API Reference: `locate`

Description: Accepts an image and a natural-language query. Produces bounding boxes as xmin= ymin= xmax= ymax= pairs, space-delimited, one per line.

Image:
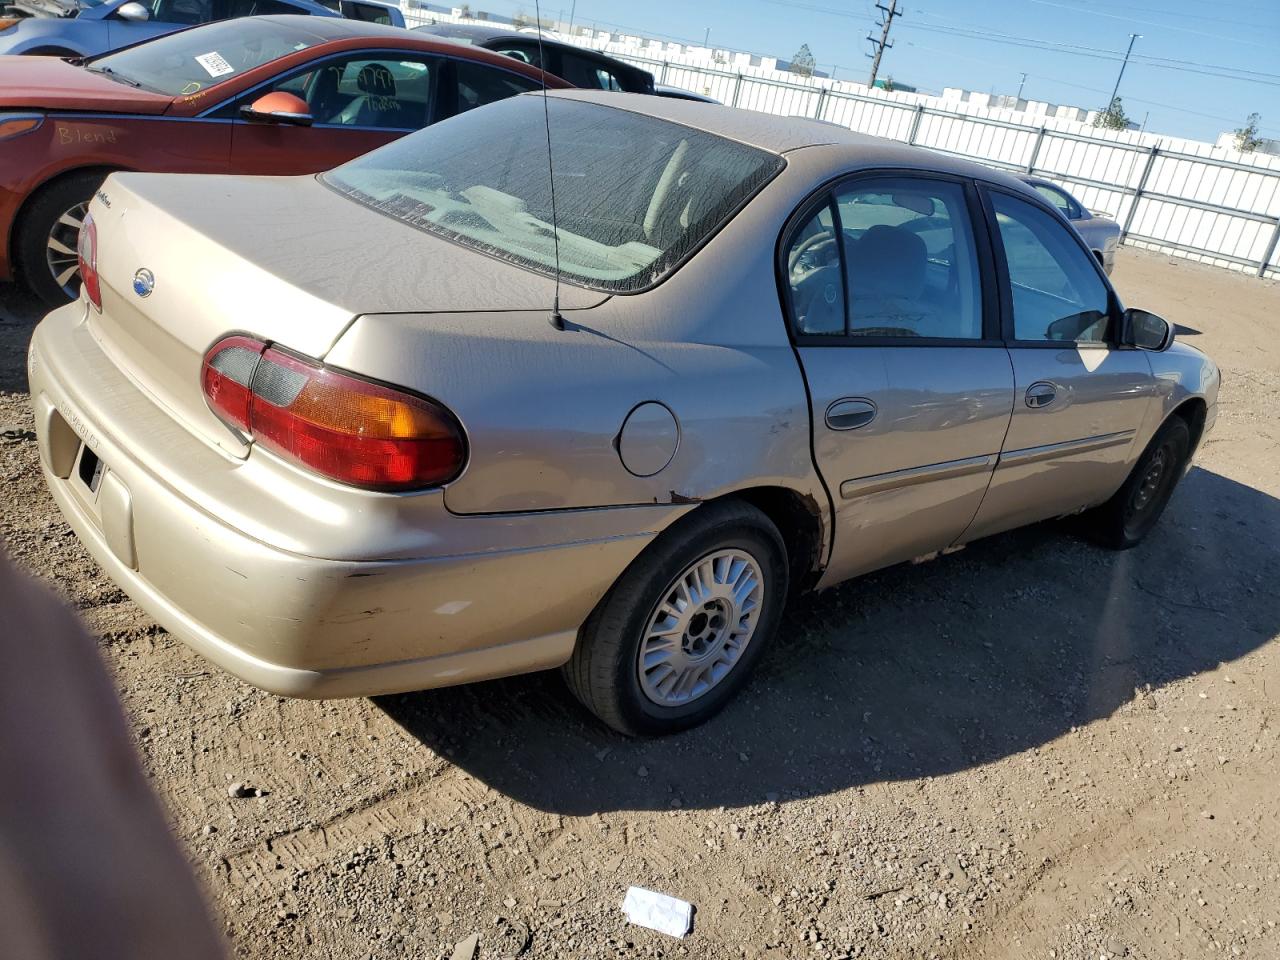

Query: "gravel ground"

xmin=2 ymin=247 xmax=1278 ymax=960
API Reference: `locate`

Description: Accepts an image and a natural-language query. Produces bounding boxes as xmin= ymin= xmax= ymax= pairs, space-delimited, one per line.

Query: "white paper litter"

xmin=621 ymin=886 xmax=693 ymax=938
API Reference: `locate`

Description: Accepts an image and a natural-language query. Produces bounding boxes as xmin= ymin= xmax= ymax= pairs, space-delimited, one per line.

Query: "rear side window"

xmin=325 ymin=96 xmax=783 ymax=292
xmin=1033 ymin=183 xmax=1078 ymax=220
xmin=453 ymin=60 xmax=540 ymax=115
xmin=785 ymin=177 xmax=983 ymax=340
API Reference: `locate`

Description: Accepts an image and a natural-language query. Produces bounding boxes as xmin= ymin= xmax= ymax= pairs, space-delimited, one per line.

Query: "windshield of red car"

xmin=87 ymin=18 xmax=320 ymax=97
xmin=324 ymin=96 xmax=783 ymax=292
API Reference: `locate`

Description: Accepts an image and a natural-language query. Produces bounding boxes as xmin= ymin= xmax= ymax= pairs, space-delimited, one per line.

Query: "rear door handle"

xmin=825 ymin=398 xmax=877 ymax=430
xmin=1025 ymin=382 xmax=1058 ymax=409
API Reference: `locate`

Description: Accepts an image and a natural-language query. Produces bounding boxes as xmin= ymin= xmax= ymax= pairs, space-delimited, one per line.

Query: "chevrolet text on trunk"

xmin=32 ymin=90 xmax=1218 ymax=735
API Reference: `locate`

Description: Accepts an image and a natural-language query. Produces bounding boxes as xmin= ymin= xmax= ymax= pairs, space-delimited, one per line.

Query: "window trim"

xmin=979 ymin=183 xmax=1122 ymax=350
xmin=776 ymin=168 xmax=1003 ymax=348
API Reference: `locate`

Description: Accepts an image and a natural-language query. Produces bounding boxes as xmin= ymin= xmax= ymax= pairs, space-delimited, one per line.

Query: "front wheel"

xmin=563 ymin=500 xmax=789 ymax=736
xmin=16 ymin=172 xmax=105 ymax=307
xmin=1083 ymin=417 xmax=1190 ymax=549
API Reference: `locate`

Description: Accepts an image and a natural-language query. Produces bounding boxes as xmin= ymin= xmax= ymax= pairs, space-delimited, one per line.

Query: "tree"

xmin=1093 ymin=96 xmax=1130 ymax=131
xmin=1235 ymin=113 xmax=1263 ymax=153
xmin=457 ymin=3 xmax=470 ymax=17
xmin=789 ymin=43 xmax=816 ymax=78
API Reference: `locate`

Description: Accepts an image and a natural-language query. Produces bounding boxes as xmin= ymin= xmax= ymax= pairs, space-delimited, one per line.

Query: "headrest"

xmin=848 ymin=223 xmax=926 ymax=301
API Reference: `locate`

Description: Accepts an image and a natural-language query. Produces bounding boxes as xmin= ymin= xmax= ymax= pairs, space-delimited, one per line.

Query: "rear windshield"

xmin=323 ymin=96 xmax=783 ymax=292
xmin=87 ymin=19 xmax=319 ymax=97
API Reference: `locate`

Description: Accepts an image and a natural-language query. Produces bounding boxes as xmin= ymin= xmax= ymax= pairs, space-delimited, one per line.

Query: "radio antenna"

xmin=533 ymin=0 xmax=566 ymax=330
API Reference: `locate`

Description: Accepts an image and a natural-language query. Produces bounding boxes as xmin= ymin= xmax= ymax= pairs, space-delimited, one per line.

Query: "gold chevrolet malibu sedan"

xmin=31 ymin=90 xmax=1219 ymax=735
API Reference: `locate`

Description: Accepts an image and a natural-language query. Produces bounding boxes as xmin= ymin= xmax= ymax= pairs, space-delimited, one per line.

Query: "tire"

xmin=16 ymin=171 xmax=107 ymax=307
xmin=563 ymin=500 xmax=789 ymax=737
xmin=23 ymin=48 xmax=80 ymax=58
xmin=1083 ymin=417 xmax=1190 ymax=550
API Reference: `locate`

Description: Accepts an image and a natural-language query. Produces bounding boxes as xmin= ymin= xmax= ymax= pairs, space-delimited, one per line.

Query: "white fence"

xmin=404 ymin=10 xmax=1280 ymax=279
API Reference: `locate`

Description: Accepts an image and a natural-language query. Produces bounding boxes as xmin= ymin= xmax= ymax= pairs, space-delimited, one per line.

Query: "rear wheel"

xmin=16 ymin=172 xmax=105 ymax=307
xmin=1083 ymin=417 xmax=1190 ymax=549
xmin=563 ymin=500 xmax=788 ymax=736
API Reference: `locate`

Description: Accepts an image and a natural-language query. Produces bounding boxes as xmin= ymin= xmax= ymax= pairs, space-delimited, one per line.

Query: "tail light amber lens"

xmin=77 ymin=212 xmax=101 ymax=311
xmin=201 ymin=336 xmax=466 ymax=491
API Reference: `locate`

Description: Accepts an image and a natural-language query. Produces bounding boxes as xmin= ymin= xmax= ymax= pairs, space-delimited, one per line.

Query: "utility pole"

xmin=866 ymin=0 xmax=900 ymax=89
xmin=1107 ymin=33 xmax=1140 ymax=111
xmin=704 ymin=27 xmax=710 ymax=48
xmin=1017 ymin=72 xmax=1028 ymax=99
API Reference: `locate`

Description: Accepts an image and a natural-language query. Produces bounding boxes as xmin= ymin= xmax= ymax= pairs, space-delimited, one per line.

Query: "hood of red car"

xmin=0 ymin=55 xmax=173 ymax=114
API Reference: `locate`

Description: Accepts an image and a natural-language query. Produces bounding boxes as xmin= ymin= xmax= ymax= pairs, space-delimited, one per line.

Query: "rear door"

xmin=961 ymin=186 xmax=1157 ymax=542
xmin=222 ymin=51 xmax=440 ymax=174
xmin=783 ymin=173 xmax=1015 ymax=585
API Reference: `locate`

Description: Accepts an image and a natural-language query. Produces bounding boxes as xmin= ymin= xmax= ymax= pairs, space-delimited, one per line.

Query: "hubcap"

xmin=637 ymin=549 xmax=764 ymax=707
xmin=46 ymin=200 xmax=88 ymax=299
xmin=1131 ymin=447 xmax=1168 ymax=513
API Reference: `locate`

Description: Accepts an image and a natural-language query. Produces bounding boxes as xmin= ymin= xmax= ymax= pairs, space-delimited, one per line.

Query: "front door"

xmin=783 ymin=174 xmax=1015 ymax=586
xmin=961 ymin=187 xmax=1157 ymax=542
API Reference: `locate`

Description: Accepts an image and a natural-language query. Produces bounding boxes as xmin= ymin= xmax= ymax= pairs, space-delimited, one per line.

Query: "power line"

xmin=898 ymin=20 xmax=1280 ymax=87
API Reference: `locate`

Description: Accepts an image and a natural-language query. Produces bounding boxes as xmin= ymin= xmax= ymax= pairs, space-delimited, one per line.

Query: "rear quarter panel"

xmin=322 ymin=151 xmax=836 ymax=518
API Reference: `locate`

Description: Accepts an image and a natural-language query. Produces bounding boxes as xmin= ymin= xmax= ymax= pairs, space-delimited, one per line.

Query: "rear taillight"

xmin=77 ymin=212 xmax=101 ymax=311
xmin=201 ymin=336 xmax=466 ymax=491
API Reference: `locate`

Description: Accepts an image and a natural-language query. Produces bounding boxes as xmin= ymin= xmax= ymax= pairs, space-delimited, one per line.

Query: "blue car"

xmin=0 ymin=0 xmax=404 ymax=57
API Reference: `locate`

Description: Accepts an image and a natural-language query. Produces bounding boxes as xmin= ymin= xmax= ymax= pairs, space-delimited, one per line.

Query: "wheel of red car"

xmin=563 ymin=499 xmax=789 ymax=736
xmin=16 ymin=171 xmax=107 ymax=307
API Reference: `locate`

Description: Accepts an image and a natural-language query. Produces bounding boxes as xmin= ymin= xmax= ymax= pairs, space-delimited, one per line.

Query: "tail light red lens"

xmin=201 ymin=336 xmax=466 ymax=491
xmin=77 ymin=211 xmax=101 ymax=311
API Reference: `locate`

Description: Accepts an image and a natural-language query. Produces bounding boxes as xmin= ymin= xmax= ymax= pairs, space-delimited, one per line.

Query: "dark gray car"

xmin=414 ymin=22 xmax=655 ymax=94
xmin=1022 ymin=176 xmax=1121 ymax=274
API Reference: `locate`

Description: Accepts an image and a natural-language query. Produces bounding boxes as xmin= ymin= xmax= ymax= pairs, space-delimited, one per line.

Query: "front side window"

xmin=225 ymin=55 xmax=436 ymax=129
xmin=325 ymin=96 xmax=782 ymax=291
xmin=834 ymin=178 xmax=983 ymax=339
xmin=558 ymin=53 xmax=623 ymax=91
xmin=89 ymin=18 xmax=315 ymax=95
xmin=992 ymin=191 xmax=1111 ymax=343
xmin=490 ymin=41 xmax=543 ymax=69
xmin=148 ymin=0 xmax=215 ymax=25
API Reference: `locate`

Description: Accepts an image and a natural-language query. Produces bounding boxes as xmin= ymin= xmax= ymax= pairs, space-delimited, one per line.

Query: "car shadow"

xmin=1174 ymin=323 xmax=1202 ymax=337
xmin=0 ymin=282 xmax=44 ymax=395
xmin=378 ymin=466 xmax=1278 ymax=815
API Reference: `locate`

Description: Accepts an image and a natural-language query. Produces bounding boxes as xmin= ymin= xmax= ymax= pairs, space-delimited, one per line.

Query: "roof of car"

xmin=544 ymin=89 xmax=1035 ymax=190
xmin=415 ymin=23 xmax=554 ymax=45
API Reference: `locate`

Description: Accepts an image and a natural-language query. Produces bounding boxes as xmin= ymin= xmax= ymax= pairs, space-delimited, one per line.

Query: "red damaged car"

xmin=0 ymin=15 xmax=567 ymax=304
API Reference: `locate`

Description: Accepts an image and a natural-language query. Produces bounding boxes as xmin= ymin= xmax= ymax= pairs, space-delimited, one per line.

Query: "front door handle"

xmin=826 ymin=398 xmax=878 ymax=430
xmin=1025 ymin=382 xmax=1058 ymax=409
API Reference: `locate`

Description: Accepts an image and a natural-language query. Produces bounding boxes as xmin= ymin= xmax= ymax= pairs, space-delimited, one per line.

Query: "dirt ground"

xmin=1 ymin=247 xmax=1277 ymax=960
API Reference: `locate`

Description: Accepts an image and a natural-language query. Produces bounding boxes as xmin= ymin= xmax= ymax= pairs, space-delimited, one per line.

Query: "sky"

xmin=481 ymin=0 xmax=1280 ymax=143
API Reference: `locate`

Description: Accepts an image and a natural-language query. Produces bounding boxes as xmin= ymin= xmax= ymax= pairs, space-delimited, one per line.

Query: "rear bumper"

xmin=30 ymin=301 xmax=685 ymax=697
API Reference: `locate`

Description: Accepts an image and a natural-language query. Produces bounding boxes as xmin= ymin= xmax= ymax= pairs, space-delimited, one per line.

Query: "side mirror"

xmin=1122 ymin=308 xmax=1173 ymax=351
xmin=241 ymin=92 xmax=313 ymax=127
xmin=116 ymin=1 xmax=150 ymax=21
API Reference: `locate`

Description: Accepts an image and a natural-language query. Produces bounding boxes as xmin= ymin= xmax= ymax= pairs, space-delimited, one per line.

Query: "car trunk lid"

xmin=86 ymin=171 xmax=604 ymax=458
